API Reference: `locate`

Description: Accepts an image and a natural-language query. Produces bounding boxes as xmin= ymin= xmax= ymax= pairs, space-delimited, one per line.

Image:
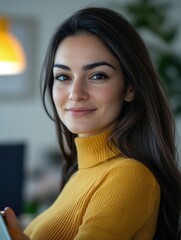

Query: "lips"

xmin=65 ymin=107 xmax=96 ymax=116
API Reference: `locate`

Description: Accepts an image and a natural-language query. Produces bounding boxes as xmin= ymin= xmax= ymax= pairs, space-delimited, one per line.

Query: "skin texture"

xmin=53 ymin=34 xmax=134 ymax=137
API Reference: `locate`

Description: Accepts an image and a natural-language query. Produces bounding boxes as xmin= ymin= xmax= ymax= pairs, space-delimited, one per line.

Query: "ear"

xmin=124 ymin=85 xmax=135 ymax=102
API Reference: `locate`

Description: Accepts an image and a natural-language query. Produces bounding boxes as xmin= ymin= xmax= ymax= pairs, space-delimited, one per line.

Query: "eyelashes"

xmin=54 ymin=74 xmax=70 ymax=81
xmin=54 ymin=72 xmax=109 ymax=82
xmin=91 ymin=72 xmax=108 ymax=80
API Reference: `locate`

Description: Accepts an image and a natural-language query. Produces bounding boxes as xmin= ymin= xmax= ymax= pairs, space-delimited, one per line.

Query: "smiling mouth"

xmin=66 ymin=107 xmax=96 ymax=116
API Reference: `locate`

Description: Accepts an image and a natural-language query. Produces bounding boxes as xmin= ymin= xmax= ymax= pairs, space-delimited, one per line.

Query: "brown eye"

xmin=92 ymin=72 xmax=108 ymax=80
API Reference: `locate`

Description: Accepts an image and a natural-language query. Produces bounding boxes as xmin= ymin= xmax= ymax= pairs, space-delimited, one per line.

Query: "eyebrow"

xmin=53 ymin=61 xmax=116 ymax=71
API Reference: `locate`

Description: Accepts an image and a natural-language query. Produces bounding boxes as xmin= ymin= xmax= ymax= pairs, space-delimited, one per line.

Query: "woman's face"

xmin=53 ymin=34 xmax=131 ymax=137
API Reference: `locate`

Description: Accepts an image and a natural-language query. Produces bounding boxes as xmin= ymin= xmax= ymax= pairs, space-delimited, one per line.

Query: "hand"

xmin=4 ymin=207 xmax=29 ymax=240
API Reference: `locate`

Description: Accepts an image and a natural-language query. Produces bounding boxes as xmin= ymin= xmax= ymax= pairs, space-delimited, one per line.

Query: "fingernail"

xmin=4 ymin=207 xmax=9 ymax=212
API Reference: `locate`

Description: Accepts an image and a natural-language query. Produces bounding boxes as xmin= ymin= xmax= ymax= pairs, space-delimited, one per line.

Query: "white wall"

xmin=0 ymin=0 xmax=181 ymax=171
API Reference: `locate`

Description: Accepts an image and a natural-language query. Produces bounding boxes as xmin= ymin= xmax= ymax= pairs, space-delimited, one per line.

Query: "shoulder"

xmin=91 ymin=158 xmax=160 ymax=225
xmin=85 ymin=158 xmax=161 ymax=239
xmin=101 ymin=157 xmax=160 ymax=197
xmin=106 ymin=157 xmax=155 ymax=175
xmin=108 ymin=157 xmax=157 ymax=178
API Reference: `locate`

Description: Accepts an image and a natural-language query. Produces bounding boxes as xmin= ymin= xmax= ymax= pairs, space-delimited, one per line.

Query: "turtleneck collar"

xmin=75 ymin=130 xmax=120 ymax=169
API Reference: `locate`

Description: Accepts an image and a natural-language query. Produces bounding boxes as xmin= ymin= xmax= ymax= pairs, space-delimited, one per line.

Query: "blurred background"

xmin=0 ymin=0 xmax=181 ymax=228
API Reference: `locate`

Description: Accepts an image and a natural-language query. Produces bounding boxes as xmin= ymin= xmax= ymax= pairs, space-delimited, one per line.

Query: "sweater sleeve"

xmin=74 ymin=161 xmax=160 ymax=240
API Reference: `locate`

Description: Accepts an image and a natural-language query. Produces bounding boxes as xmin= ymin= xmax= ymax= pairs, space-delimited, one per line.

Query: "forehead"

xmin=54 ymin=34 xmax=117 ymax=64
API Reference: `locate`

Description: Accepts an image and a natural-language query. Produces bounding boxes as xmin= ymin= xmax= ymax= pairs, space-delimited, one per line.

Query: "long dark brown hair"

xmin=40 ymin=7 xmax=181 ymax=239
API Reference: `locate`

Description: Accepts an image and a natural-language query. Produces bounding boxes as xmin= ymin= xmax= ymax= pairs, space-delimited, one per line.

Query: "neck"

xmin=75 ymin=129 xmax=120 ymax=169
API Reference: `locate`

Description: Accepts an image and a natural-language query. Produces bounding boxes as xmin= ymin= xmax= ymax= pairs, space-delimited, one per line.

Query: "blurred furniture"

xmin=0 ymin=143 xmax=25 ymax=216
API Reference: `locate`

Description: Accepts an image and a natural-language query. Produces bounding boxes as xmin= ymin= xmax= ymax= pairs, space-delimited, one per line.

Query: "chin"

xmin=68 ymin=128 xmax=94 ymax=137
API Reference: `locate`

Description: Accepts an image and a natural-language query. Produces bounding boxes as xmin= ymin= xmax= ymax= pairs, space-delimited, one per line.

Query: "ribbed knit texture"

xmin=24 ymin=130 xmax=160 ymax=240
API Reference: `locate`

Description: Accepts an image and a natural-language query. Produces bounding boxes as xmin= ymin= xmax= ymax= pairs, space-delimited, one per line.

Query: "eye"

xmin=54 ymin=74 xmax=70 ymax=81
xmin=91 ymin=72 xmax=108 ymax=80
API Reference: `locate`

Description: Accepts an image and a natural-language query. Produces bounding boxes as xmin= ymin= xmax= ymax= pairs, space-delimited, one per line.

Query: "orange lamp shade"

xmin=0 ymin=18 xmax=26 ymax=75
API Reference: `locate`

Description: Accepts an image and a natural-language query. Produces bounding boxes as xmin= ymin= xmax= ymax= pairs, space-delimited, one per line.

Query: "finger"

xmin=4 ymin=207 xmax=21 ymax=230
xmin=4 ymin=207 xmax=29 ymax=240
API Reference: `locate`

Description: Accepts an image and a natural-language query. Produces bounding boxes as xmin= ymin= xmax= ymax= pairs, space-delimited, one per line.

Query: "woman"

xmin=4 ymin=7 xmax=181 ymax=240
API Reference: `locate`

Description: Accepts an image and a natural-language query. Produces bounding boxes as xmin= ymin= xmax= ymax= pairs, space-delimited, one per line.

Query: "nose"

xmin=69 ymin=78 xmax=89 ymax=101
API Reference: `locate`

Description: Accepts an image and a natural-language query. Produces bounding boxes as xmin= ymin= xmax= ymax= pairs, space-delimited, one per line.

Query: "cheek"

xmin=101 ymin=86 xmax=124 ymax=106
xmin=52 ymin=85 xmax=64 ymax=108
xmin=52 ymin=85 xmax=58 ymax=104
xmin=101 ymin=88 xmax=125 ymax=117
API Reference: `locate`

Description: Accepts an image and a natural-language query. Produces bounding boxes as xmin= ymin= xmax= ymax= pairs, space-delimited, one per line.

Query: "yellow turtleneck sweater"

xmin=24 ymin=130 xmax=160 ymax=240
